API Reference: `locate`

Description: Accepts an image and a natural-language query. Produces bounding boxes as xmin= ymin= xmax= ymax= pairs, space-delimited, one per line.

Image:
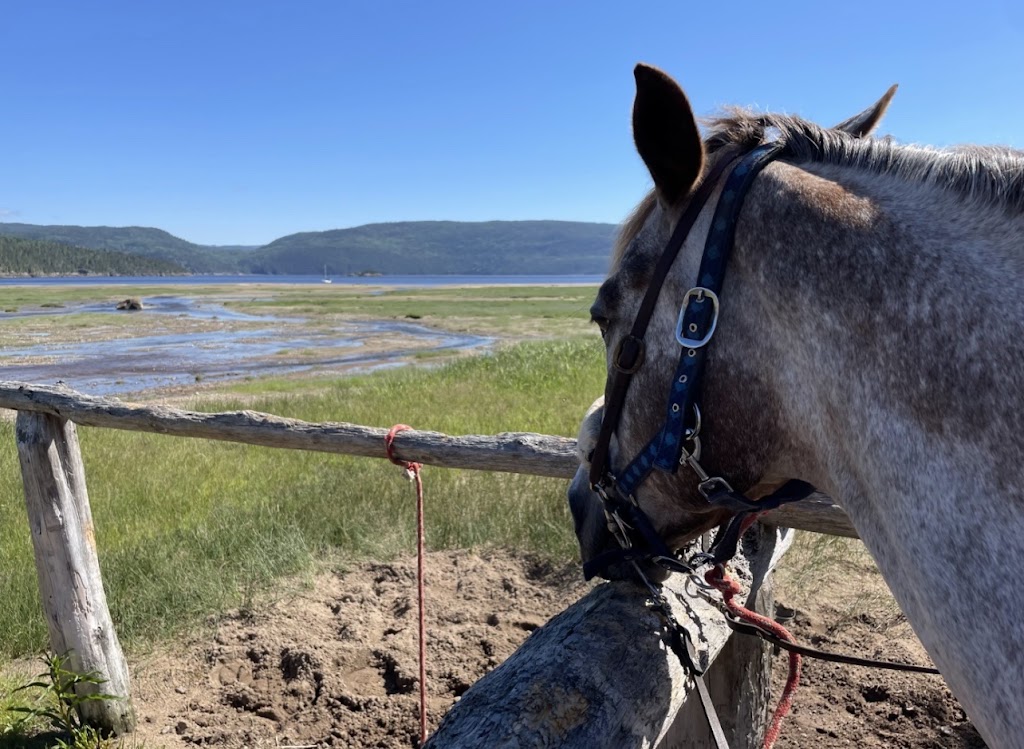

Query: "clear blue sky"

xmin=2 ymin=1 xmax=1022 ymax=246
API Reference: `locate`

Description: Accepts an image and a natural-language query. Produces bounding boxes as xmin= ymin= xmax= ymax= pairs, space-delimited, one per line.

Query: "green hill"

xmin=249 ymin=221 xmax=617 ymax=275
xmin=0 ymin=235 xmax=186 ymax=276
xmin=0 ymin=220 xmax=617 ymax=275
xmin=0 ymin=223 xmax=249 ymax=273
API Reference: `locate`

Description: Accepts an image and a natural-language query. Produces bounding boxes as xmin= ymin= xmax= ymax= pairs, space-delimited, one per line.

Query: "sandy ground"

xmin=112 ymin=548 xmax=983 ymax=749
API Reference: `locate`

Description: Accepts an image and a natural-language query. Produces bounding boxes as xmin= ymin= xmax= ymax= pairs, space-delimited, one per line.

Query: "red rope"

xmin=385 ymin=424 xmax=428 ymax=747
xmin=705 ymin=558 xmax=801 ymax=749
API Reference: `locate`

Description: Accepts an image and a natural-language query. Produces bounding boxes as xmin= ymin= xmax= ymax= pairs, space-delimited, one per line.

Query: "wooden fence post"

xmin=423 ymin=525 xmax=793 ymax=748
xmin=661 ymin=533 xmax=777 ymax=748
xmin=16 ymin=412 xmax=136 ymax=735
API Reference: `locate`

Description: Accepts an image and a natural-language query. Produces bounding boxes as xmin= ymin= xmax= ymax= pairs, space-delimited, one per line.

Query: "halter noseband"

xmin=585 ymin=142 xmax=814 ymax=580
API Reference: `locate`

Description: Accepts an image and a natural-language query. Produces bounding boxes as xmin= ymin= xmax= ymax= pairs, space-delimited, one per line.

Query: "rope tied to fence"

xmin=384 ymin=424 xmax=428 ymax=747
xmin=705 ymin=562 xmax=801 ymax=749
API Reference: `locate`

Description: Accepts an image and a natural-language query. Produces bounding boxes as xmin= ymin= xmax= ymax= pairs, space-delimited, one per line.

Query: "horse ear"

xmin=832 ymin=84 xmax=898 ymax=138
xmin=632 ymin=64 xmax=705 ymax=205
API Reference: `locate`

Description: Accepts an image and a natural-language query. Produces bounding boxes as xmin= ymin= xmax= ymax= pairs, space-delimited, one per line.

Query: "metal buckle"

xmin=675 ymin=287 xmax=719 ymax=349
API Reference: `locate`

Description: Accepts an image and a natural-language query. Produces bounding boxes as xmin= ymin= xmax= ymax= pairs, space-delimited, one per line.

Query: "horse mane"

xmin=611 ymin=108 xmax=1024 ymax=267
xmin=705 ymin=108 xmax=1024 ymax=215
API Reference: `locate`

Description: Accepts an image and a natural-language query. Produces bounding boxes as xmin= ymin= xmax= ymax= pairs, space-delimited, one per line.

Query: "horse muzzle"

xmin=567 ymin=464 xmax=671 ymax=583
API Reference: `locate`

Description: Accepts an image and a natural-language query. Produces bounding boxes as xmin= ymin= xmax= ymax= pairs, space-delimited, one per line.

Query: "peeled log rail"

xmin=425 ymin=525 xmax=794 ymax=748
xmin=0 ymin=381 xmax=855 ymax=538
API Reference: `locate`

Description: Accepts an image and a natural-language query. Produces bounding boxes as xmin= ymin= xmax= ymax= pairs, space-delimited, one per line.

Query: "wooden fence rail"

xmin=0 ymin=380 xmax=854 ymax=744
xmin=0 ymin=381 xmax=855 ymax=537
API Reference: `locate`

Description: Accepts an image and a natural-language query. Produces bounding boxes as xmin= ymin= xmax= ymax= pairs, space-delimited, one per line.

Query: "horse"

xmin=569 ymin=64 xmax=1024 ymax=748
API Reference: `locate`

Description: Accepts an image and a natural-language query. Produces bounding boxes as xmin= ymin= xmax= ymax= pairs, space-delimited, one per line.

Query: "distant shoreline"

xmin=0 ymin=273 xmax=605 ymax=287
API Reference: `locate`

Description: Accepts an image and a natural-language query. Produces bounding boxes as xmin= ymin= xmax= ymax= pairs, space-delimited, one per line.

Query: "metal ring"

xmin=613 ymin=335 xmax=645 ymax=374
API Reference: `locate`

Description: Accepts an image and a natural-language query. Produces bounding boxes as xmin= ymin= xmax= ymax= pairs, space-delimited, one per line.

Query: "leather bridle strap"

xmin=588 ymin=151 xmax=739 ymax=488
xmin=724 ymin=614 xmax=941 ymax=674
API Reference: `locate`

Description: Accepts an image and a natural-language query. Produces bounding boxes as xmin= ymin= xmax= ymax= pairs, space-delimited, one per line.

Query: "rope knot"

xmin=704 ymin=565 xmax=742 ymax=597
xmin=385 ymin=424 xmax=422 ymax=476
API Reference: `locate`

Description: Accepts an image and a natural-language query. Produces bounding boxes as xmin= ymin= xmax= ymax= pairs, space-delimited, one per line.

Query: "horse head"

xmin=568 ymin=64 xmax=1024 ymax=749
xmin=569 ymin=65 xmax=896 ymax=576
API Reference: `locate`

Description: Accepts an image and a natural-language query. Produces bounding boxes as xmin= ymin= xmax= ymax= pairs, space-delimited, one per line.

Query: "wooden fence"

xmin=0 ymin=380 xmax=855 ymax=747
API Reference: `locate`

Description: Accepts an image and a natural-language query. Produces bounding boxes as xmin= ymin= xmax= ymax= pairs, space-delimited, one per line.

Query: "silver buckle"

xmin=675 ymin=287 xmax=719 ymax=349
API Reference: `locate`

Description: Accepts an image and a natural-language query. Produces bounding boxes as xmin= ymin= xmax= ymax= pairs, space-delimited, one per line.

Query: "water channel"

xmin=1 ymin=295 xmax=493 ymax=397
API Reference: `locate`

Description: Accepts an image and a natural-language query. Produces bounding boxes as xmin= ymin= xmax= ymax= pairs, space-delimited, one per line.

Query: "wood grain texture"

xmin=424 ymin=526 xmax=795 ymax=749
xmin=0 ymin=381 xmax=856 ymax=538
xmin=16 ymin=412 xmax=136 ymax=735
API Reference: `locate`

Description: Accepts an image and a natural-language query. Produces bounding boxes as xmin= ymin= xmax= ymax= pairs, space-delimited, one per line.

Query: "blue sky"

xmin=2 ymin=1 xmax=1022 ymax=245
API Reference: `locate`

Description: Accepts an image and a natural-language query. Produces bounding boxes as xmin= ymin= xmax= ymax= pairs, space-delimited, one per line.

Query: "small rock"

xmin=175 ymin=720 xmax=188 ymax=735
xmin=486 ymin=613 xmax=500 ymax=626
xmin=939 ymin=726 xmax=953 ymax=736
xmin=175 ymin=686 xmax=187 ymax=694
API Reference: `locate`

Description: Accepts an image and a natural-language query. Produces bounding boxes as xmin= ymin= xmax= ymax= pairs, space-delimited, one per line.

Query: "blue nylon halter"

xmin=585 ymin=143 xmax=814 ymax=580
xmin=612 ymin=143 xmax=783 ymax=498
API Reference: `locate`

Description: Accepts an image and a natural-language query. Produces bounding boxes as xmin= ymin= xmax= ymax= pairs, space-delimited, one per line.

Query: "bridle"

xmin=585 ymin=142 xmax=814 ymax=581
xmin=582 ymin=142 xmax=939 ymax=748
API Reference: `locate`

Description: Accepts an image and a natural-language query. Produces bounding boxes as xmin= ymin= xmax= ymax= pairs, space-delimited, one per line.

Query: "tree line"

xmin=0 ymin=236 xmax=185 ymax=276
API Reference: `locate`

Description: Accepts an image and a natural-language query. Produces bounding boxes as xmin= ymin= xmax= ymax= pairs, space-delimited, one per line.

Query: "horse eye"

xmin=591 ymin=315 xmax=610 ymax=339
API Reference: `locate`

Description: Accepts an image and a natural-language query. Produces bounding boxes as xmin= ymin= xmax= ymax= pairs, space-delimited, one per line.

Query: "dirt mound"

xmin=770 ymin=604 xmax=984 ymax=748
xmin=132 ymin=550 xmax=589 ymax=748
xmin=130 ymin=550 xmax=982 ymax=748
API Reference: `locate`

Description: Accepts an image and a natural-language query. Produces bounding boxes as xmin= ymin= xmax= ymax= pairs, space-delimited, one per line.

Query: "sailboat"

xmin=321 ymin=264 xmax=332 ymax=284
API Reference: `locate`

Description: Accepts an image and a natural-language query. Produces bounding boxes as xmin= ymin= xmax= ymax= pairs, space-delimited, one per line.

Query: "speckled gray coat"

xmin=571 ymin=65 xmax=1024 ymax=748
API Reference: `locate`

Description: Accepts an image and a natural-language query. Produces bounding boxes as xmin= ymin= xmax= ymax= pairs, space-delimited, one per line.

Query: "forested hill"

xmin=0 ymin=220 xmax=617 ymax=275
xmin=0 ymin=236 xmax=186 ymax=276
xmin=250 ymin=221 xmax=617 ymax=275
xmin=0 ymin=223 xmax=250 ymax=273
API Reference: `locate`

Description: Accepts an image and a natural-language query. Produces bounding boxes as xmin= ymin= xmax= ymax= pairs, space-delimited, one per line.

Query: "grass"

xmin=0 ymin=338 xmax=606 ymax=659
xmin=776 ymin=532 xmax=901 ymax=628
xmin=0 ymin=284 xmax=600 ymax=349
xmin=0 ymin=655 xmax=142 ymax=749
xmin=0 ymin=284 xmax=235 ymax=309
xmin=229 ymin=285 xmax=599 ymax=336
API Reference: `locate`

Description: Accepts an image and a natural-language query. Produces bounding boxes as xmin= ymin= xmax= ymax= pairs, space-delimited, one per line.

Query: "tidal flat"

xmin=0 ymin=283 xmax=598 ymax=398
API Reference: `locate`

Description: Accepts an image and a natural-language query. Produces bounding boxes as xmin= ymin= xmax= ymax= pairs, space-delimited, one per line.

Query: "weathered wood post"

xmin=423 ymin=524 xmax=792 ymax=748
xmin=16 ymin=412 xmax=136 ymax=735
xmin=661 ymin=539 xmax=777 ymax=748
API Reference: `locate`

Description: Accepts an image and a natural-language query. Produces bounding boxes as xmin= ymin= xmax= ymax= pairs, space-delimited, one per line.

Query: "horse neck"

xmin=726 ymin=159 xmax=1024 ymax=527
xmin=721 ymin=159 xmax=1024 ymax=747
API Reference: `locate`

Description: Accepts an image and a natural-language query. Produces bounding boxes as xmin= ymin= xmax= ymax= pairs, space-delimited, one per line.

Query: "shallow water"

xmin=0 ymin=297 xmax=492 ymax=396
xmin=0 ymin=273 xmax=604 ymax=287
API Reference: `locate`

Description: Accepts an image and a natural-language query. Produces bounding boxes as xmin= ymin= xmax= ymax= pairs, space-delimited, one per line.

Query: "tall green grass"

xmin=0 ymin=338 xmax=605 ymax=659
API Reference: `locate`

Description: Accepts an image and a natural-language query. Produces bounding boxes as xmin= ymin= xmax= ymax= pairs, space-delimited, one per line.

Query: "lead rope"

xmin=702 ymin=511 xmax=800 ymax=749
xmin=384 ymin=425 xmax=428 ymax=747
